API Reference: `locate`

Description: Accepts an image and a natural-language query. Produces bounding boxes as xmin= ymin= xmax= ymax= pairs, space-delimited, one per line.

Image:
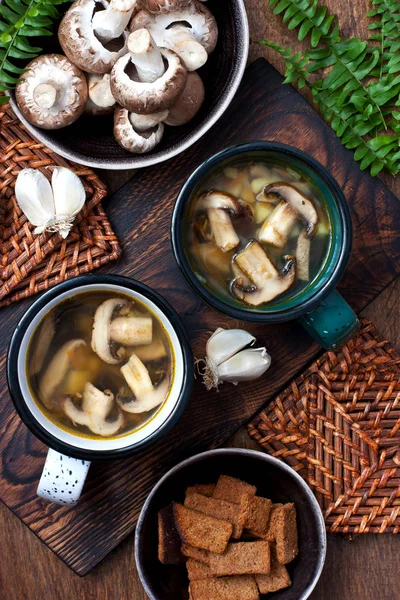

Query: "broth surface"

xmin=27 ymin=291 xmax=173 ymax=439
xmin=187 ymin=160 xmax=331 ymax=306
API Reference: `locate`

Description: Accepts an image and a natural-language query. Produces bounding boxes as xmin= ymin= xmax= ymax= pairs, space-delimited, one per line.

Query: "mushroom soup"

xmin=27 ymin=291 xmax=174 ymax=439
xmin=186 ymin=161 xmax=331 ymax=307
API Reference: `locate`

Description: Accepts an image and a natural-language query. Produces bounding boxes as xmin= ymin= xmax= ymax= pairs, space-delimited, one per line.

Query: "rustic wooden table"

xmin=2 ymin=1 xmax=400 ymax=598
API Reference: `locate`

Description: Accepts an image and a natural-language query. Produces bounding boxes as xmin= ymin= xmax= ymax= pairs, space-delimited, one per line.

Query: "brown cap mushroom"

xmin=111 ymin=29 xmax=187 ymax=113
xmin=164 ymin=71 xmax=204 ymax=126
xmin=63 ymin=382 xmax=125 ymax=436
xmin=198 ymin=190 xmax=241 ymax=253
xmin=85 ymin=73 xmax=117 ymax=116
xmin=232 ymin=241 xmax=296 ymax=306
xmin=92 ymin=0 xmax=138 ymax=43
xmin=130 ymin=1 xmax=218 ymax=71
xmin=257 ymin=182 xmax=319 ymax=247
xmin=58 ymin=0 xmax=129 ymax=75
xmin=140 ymin=0 xmax=191 ymax=14
xmin=15 ymin=54 xmax=88 ymax=130
xmin=119 ymin=352 xmax=169 ymax=413
xmin=114 ymin=106 xmax=165 ymax=153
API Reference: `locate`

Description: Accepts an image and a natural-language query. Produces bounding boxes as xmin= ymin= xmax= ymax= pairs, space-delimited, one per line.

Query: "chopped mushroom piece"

xmin=164 ymin=72 xmax=205 ymax=126
xmin=29 ymin=316 xmax=55 ymax=375
xmin=15 ymin=54 xmax=88 ymax=130
xmin=111 ymin=30 xmax=187 ymax=114
xmin=58 ymin=0 xmax=128 ymax=75
xmin=260 ymin=182 xmax=319 ymax=237
xmin=133 ymin=335 xmax=167 ymax=361
xmin=39 ymin=339 xmax=86 ymax=408
xmin=63 ymin=382 xmax=124 ymax=436
xmin=114 ymin=106 xmax=165 ymax=153
xmin=232 ymin=241 xmax=296 ymax=306
xmin=92 ymin=0 xmax=138 ymax=43
xmin=119 ymin=352 xmax=169 ymax=413
xmin=85 ymin=73 xmax=116 ymax=116
xmin=198 ymin=191 xmax=240 ymax=253
xmin=91 ymin=298 xmax=130 ymax=364
xmin=130 ymin=1 xmax=218 ymax=71
xmin=110 ymin=316 xmax=153 ymax=346
xmin=296 ymin=229 xmax=311 ymax=281
xmin=258 ymin=201 xmax=298 ymax=248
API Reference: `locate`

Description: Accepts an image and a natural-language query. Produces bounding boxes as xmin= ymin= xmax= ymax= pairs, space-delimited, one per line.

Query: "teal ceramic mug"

xmin=171 ymin=142 xmax=360 ymax=350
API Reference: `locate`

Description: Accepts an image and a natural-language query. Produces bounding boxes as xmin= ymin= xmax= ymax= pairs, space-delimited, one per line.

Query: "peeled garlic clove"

xmin=206 ymin=327 xmax=256 ymax=367
xmin=15 ymin=169 xmax=55 ymax=226
xmin=217 ymin=348 xmax=271 ymax=384
xmin=51 ymin=167 xmax=86 ymax=218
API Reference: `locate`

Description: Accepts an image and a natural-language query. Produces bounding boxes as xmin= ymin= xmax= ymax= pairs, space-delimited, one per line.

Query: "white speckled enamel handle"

xmin=37 ymin=449 xmax=91 ymax=505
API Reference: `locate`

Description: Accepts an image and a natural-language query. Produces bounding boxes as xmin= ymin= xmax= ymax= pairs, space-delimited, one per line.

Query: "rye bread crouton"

xmin=189 ymin=576 xmax=259 ymax=600
xmin=274 ymin=503 xmax=298 ymax=564
xmin=184 ymin=492 xmax=248 ymax=539
xmin=182 ymin=544 xmax=210 ymax=564
xmin=247 ymin=503 xmax=282 ymax=542
xmin=209 ymin=541 xmax=270 ymax=576
xmin=255 ymin=548 xmax=291 ymax=594
xmin=157 ymin=504 xmax=184 ymax=565
xmin=186 ymin=559 xmax=214 ymax=581
xmin=244 ymin=496 xmax=272 ymax=535
xmin=173 ymin=503 xmax=233 ymax=554
xmin=213 ymin=475 xmax=256 ymax=504
xmin=186 ymin=484 xmax=216 ymax=497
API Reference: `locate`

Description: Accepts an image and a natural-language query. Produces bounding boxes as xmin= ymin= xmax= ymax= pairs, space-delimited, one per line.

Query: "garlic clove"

xmin=51 ymin=167 xmax=86 ymax=218
xmin=217 ymin=347 xmax=271 ymax=384
xmin=206 ymin=328 xmax=256 ymax=367
xmin=15 ymin=169 xmax=55 ymax=226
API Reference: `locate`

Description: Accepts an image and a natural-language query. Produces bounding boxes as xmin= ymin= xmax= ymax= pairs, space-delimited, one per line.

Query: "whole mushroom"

xmin=130 ymin=0 xmax=218 ymax=71
xmin=15 ymin=54 xmax=88 ymax=130
xmin=164 ymin=71 xmax=204 ymax=126
xmin=58 ymin=0 xmax=130 ymax=74
xmin=92 ymin=0 xmax=138 ymax=43
xmin=85 ymin=73 xmax=117 ymax=116
xmin=114 ymin=106 xmax=165 ymax=153
xmin=111 ymin=29 xmax=187 ymax=114
xmin=140 ymin=0 xmax=191 ymax=14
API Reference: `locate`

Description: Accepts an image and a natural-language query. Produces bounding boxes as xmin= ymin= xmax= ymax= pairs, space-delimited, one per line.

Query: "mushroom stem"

xmin=88 ymin=73 xmax=116 ymax=108
xmin=163 ymin=24 xmax=208 ymax=71
xmin=110 ymin=316 xmax=153 ymax=346
xmin=92 ymin=0 xmax=138 ymax=43
xmin=129 ymin=109 xmax=168 ymax=131
xmin=208 ymin=208 xmax=240 ymax=253
xmin=127 ymin=29 xmax=165 ymax=83
xmin=119 ymin=352 xmax=169 ymax=413
xmin=33 ymin=82 xmax=59 ymax=109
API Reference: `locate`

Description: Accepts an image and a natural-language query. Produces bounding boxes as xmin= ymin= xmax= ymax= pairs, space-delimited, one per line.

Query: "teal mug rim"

xmin=171 ymin=141 xmax=352 ymax=323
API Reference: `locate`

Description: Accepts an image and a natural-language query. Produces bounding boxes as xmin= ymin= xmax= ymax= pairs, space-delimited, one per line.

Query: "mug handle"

xmin=298 ymin=289 xmax=360 ymax=350
xmin=37 ymin=448 xmax=91 ymax=505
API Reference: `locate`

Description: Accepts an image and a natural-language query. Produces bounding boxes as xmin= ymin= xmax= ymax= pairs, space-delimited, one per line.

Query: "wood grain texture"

xmin=1 ymin=58 xmax=400 ymax=579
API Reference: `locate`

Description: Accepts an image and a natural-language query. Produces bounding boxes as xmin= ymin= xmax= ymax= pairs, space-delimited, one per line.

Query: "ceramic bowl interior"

xmin=10 ymin=0 xmax=249 ymax=170
xmin=7 ymin=277 xmax=192 ymax=459
xmin=135 ymin=448 xmax=326 ymax=600
xmin=171 ymin=142 xmax=352 ymax=323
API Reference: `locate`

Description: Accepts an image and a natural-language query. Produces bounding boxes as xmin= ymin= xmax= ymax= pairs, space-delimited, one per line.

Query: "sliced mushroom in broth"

xmin=187 ymin=160 xmax=331 ymax=306
xmin=27 ymin=291 xmax=173 ymax=439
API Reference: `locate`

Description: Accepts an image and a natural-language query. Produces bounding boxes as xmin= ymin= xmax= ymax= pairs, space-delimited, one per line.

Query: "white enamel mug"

xmin=7 ymin=275 xmax=193 ymax=505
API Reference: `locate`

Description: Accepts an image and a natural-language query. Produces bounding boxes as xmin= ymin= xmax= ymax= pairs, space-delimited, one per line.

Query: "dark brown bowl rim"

xmin=134 ymin=448 xmax=327 ymax=600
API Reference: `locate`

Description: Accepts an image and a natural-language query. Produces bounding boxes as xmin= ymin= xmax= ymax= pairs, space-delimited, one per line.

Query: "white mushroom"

xmin=111 ymin=29 xmax=187 ymax=114
xmin=92 ymin=0 xmax=138 ymax=43
xmin=164 ymin=71 xmax=204 ymax=126
xmin=58 ymin=0 xmax=129 ymax=75
xmin=130 ymin=1 xmax=218 ymax=71
xmin=91 ymin=298 xmax=129 ymax=364
xmin=198 ymin=191 xmax=241 ymax=253
xmin=39 ymin=339 xmax=86 ymax=408
xmin=15 ymin=54 xmax=88 ymax=130
xmin=63 ymin=382 xmax=125 ymax=436
xmin=114 ymin=106 xmax=165 ymax=153
xmin=232 ymin=241 xmax=296 ymax=306
xmin=119 ymin=352 xmax=169 ymax=413
xmin=85 ymin=73 xmax=116 ymax=116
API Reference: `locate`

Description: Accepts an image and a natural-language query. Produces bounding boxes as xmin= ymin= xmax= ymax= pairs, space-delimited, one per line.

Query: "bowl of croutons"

xmin=135 ymin=448 xmax=326 ymax=600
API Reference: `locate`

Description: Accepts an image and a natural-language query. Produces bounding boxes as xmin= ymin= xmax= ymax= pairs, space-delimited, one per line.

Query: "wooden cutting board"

xmin=1 ymin=58 xmax=400 ymax=576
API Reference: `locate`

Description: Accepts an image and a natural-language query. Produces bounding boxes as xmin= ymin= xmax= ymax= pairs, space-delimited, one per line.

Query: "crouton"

xmin=213 ymin=475 xmax=256 ymax=504
xmin=209 ymin=541 xmax=270 ymax=576
xmin=274 ymin=503 xmax=298 ymax=564
xmin=184 ymin=492 xmax=249 ymax=539
xmin=173 ymin=503 xmax=233 ymax=554
xmin=189 ymin=576 xmax=259 ymax=600
xmin=157 ymin=504 xmax=184 ymax=565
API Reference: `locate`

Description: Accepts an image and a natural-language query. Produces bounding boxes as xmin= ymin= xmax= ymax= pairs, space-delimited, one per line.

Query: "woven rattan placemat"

xmin=248 ymin=319 xmax=400 ymax=534
xmin=0 ymin=104 xmax=121 ymax=307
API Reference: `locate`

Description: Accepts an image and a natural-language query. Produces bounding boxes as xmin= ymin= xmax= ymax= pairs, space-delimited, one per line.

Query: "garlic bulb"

xmin=15 ymin=167 xmax=86 ymax=239
xmin=202 ymin=327 xmax=271 ymax=390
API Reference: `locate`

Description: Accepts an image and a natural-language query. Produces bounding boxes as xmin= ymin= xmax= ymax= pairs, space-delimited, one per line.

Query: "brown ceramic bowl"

xmin=10 ymin=1 xmax=249 ymax=170
xmin=135 ymin=449 xmax=326 ymax=600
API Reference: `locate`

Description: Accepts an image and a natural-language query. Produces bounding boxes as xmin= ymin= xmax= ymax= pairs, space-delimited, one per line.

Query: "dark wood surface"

xmin=2 ymin=0 xmax=400 ymax=597
xmin=2 ymin=57 xmax=400 ymax=579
